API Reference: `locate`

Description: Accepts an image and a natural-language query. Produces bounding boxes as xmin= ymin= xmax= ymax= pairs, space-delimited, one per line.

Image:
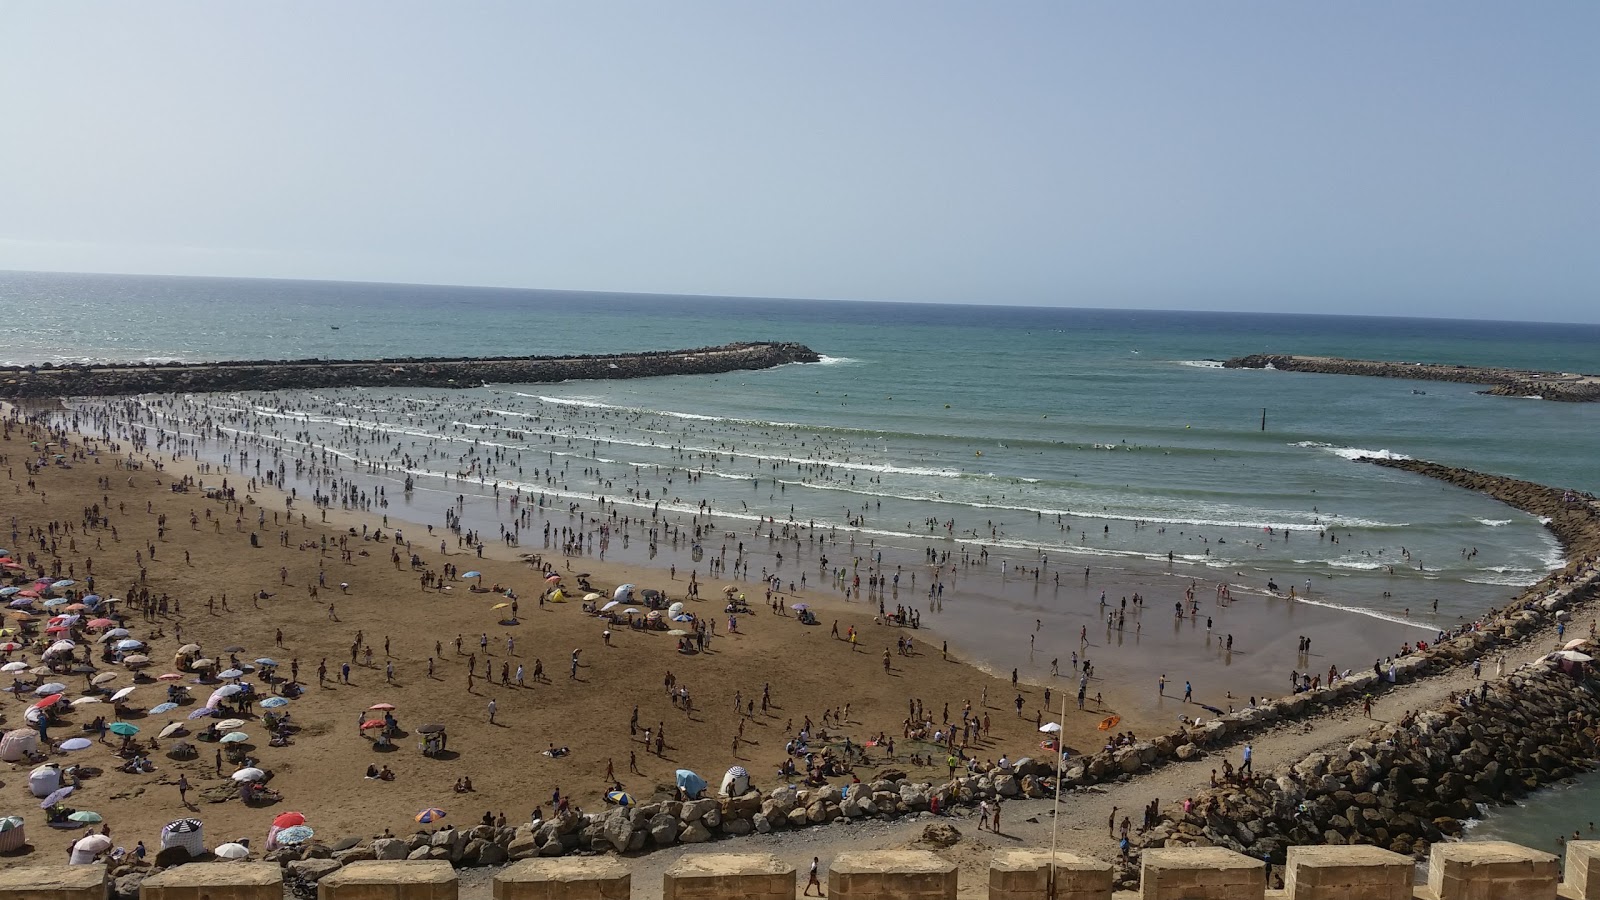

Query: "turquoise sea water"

xmin=5 ymin=269 xmax=1600 ymax=843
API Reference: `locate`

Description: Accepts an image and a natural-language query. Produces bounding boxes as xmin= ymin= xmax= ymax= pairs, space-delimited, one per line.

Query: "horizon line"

xmin=2 ymin=266 xmax=1596 ymax=329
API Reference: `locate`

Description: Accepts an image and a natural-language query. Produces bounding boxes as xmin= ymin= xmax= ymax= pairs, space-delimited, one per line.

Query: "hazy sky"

xmin=2 ymin=3 xmax=1595 ymax=321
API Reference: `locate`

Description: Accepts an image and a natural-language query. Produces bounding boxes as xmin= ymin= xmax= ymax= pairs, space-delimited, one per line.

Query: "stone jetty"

xmin=1222 ymin=354 xmax=1600 ymax=401
xmin=0 ymin=342 xmax=820 ymax=399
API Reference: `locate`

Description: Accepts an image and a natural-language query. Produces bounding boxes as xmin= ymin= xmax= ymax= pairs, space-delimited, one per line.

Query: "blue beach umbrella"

xmin=261 ymin=697 xmax=288 ymax=709
xmin=150 ymin=702 xmax=178 ymax=714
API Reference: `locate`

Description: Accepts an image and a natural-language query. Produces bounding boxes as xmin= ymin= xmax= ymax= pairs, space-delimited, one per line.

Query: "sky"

xmin=1 ymin=3 xmax=1596 ymax=322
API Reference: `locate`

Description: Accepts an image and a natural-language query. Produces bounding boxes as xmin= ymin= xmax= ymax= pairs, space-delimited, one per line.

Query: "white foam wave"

xmin=1475 ymin=518 xmax=1513 ymax=527
xmin=815 ymin=355 xmax=860 ymax=366
xmin=1289 ymin=441 xmax=1412 ymax=461
xmin=1291 ymin=597 xmax=1437 ymax=631
xmin=1175 ymin=360 xmax=1224 ymax=369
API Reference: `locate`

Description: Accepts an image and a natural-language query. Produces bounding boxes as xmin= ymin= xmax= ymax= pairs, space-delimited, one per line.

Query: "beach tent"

xmin=719 ymin=765 xmax=750 ymax=797
xmin=69 ymin=832 xmax=111 ymax=865
xmin=613 ymin=584 xmax=634 ymax=603
xmin=0 ymin=816 xmax=25 ymax=853
xmin=0 ymin=729 xmax=39 ymax=762
xmin=675 ymin=769 xmax=707 ymax=799
xmin=549 ymin=590 xmax=566 ymax=603
xmin=161 ymin=818 xmax=205 ymax=856
xmin=28 ymin=764 xmax=61 ymax=798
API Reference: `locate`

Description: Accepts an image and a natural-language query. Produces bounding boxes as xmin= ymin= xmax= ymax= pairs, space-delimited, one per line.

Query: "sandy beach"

xmin=0 ymin=413 xmax=1115 ymax=865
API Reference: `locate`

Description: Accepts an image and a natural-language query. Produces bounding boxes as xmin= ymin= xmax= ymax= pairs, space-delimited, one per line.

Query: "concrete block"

xmin=495 ymin=858 xmax=631 ymax=900
xmin=0 ymin=865 xmax=107 ymax=900
xmin=662 ymin=853 xmax=794 ymax=900
xmin=1139 ymin=847 xmax=1265 ymax=900
xmin=319 ymin=861 xmax=459 ymax=900
xmin=1563 ymin=842 xmax=1600 ymax=900
xmin=1425 ymin=841 xmax=1557 ymax=900
xmin=1283 ymin=845 xmax=1411 ymax=900
xmin=829 ymin=850 xmax=957 ymax=900
xmin=989 ymin=849 xmax=1112 ymax=900
xmin=139 ymin=863 xmax=281 ymax=900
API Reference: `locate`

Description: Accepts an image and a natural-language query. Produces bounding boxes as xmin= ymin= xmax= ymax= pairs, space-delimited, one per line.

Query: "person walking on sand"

xmin=487 ymin=699 xmax=497 ymax=724
xmin=1183 ymin=681 xmax=1192 ymax=703
xmin=805 ymin=857 xmax=824 ymax=896
xmin=1241 ymin=743 xmax=1253 ymax=775
xmin=177 ymin=774 xmax=190 ymax=806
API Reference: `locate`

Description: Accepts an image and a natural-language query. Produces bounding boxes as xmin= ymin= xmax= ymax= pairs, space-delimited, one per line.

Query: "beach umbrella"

xmin=1565 ymin=639 xmax=1591 ymax=651
xmin=414 ymin=808 xmax=446 ymax=824
xmin=231 ymin=767 xmax=266 ymax=783
xmin=1097 ymin=715 xmax=1121 ymax=731
xmin=191 ymin=658 xmax=216 ymax=669
xmin=0 ymin=587 xmax=17 ymax=597
xmin=188 ymin=708 xmax=216 ymax=720
xmin=158 ymin=673 xmax=184 ymax=681
xmin=368 ymin=703 xmax=396 ymax=711
xmin=667 ymin=629 xmax=688 ymax=637
xmin=0 ymin=662 xmax=25 ymax=673
xmin=29 ymin=665 xmax=54 ymax=676
xmin=273 ymin=812 xmax=306 ymax=829
xmin=52 ymin=580 xmax=75 ymax=589
xmin=111 ymin=686 xmax=136 ymax=702
xmin=67 ymin=810 xmax=102 ymax=823
xmin=214 ymin=842 xmax=251 ymax=860
xmin=605 ymin=790 xmax=634 ymax=806
xmin=150 ymin=702 xmax=177 ymax=714
xmin=260 ymin=697 xmax=288 ymax=709
xmin=40 ymin=786 xmax=74 ymax=808
xmin=600 ymin=600 xmax=619 ymax=611
xmin=159 ymin=722 xmax=186 ymax=738
xmin=115 ymin=640 xmax=145 ymax=651
xmin=417 ymin=723 xmax=445 ymax=734
xmin=216 ymin=718 xmax=246 ymax=731
xmin=108 ymin=722 xmax=139 ymax=736
xmin=223 ymin=645 xmax=245 ymax=653
xmin=43 ymin=599 xmax=69 ymax=609
xmin=177 ymin=644 xmax=201 ymax=655
xmin=545 ymin=574 xmax=561 ymax=583
xmin=254 ymin=658 xmax=277 ymax=667
xmin=64 ymin=604 xmax=88 ymax=612
xmin=1039 ymin=722 xmax=1062 ymax=734
xmin=69 ymin=697 xmax=102 ymax=707
xmin=101 ymin=628 xmax=132 ymax=640
xmin=276 ymin=825 xmax=314 ymax=845
xmin=45 ymin=640 xmax=75 ymax=656
xmin=623 ymin=607 xmax=640 ymax=615
xmin=211 ymin=684 xmax=243 ymax=701
xmin=671 ymin=614 xmax=692 ymax=623
xmin=59 ymin=738 xmax=92 ymax=751
xmin=90 ymin=672 xmax=118 ymax=686
xmin=360 ymin=719 xmax=385 ymax=730
xmin=86 ymin=618 xmax=115 ymax=629
xmin=792 ymin=603 xmax=809 ymax=611
xmin=35 ymin=682 xmax=67 ymax=695
xmin=6 ymin=599 xmax=31 ymax=609
xmin=491 ymin=602 xmax=509 ymax=610
xmin=1558 ymin=650 xmax=1594 ymax=663
xmin=462 ymin=571 xmax=481 ymax=579
xmin=82 ymin=594 xmax=101 ymax=605
xmin=23 ymin=707 xmax=43 ymax=725
xmin=218 ymin=668 xmax=244 ymax=679
xmin=220 ymin=732 xmax=249 ymax=743
xmin=122 ymin=654 xmax=150 ymax=666
xmin=45 ymin=625 xmax=71 ymax=635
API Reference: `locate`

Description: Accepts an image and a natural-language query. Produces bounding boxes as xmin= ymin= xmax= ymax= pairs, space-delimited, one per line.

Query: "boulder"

xmin=478 ymin=842 xmax=508 ymax=866
xmin=994 ymin=774 xmax=1020 ymax=797
xmin=921 ymin=822 xmax=962 ymax=847
xmin=603 ymin=809 xmax=635 ymax=852
xmin=288 ymin=859 xmax=343 ymax=882
xmin=332 ymin=845 xmax=376 ymax=864
xmin=679 ymin=821 xmax=713 ymax=843
xmin=407 ymin=846 xmax=433 ymax=861
xmin=112 ymin=873 xmax=146 ymax=900
xmin=722 ymin=817 xmax=754 ymax=836
xmin=372 ymin=838 xmax=408 ymax=861
xmin=681 ymin=798 xmax=719 ymax=822
xmin=507 ymin=832 xmax=541 ymax=861
xmin=537 ymin=836 xmax=566 ymax=857
xmin=752 ymin=813 xmax=772 ymax=834
xmin=649 ymin=814 xmax=679 ymax=846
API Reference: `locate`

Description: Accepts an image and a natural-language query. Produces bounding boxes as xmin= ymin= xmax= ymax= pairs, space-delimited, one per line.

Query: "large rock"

xmin=721 ymin=817 xmax=753 ymax=836
xmin=681 ymin=798 xmax=719 ymax=822
xmin=507 ymin=832 xmax=541 ymax=861
xmin=994 ymin=774 xmax=1020 ymax=797
xmin=332 ymin=845 xmax=376 ymax=864
xmin=478 ymin=842 xmax=508 ymax=866
xmin=650 ymin=814 xmax=679 ymax=846
xmin=372 ymin=838 xmax=408 ymax=860
xmin=112 ymin=873 xmax=146 ymax=900
xmin=768 ymin=786 xmax=798 ymax=814
xmin=603 ymin=809 xmax=635 ymax=851
xmin=679 ymin=821 xmax=713 ymax=843
xmin=921 ymin=822 xmax=962 ymax=847
xmin=752 ymin=813 xmax=772 ymax=834
xmin=288 ymin=858 xmax=343 ymax=882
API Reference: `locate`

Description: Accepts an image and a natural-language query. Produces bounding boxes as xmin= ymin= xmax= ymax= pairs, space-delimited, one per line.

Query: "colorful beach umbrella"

xmin=276 ymin=825 xmax=314 ymax=845
xmin=415 ymin=808 xmax=446 ymax=824
xmin=108 ymin=722 xmax=139 ymax=736
xmin=272 ymin=812 xmax=306 ymax=829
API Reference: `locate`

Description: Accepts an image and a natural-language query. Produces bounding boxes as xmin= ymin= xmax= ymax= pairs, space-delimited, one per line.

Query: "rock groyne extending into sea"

xmin=1223 ymin=354 xmax=1600 ymax=402
xmin=1144 ymin=456 xmax=1600 ymax=874
xmin=0 ymin=342 xmax=820 ymax=399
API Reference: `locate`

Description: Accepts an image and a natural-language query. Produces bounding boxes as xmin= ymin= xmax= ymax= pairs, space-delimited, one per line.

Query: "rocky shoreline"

xmin=1141 ymin=456 xmax=1600 ymax=881
xmin=0 ymin=342 xmax=820 ymax=399
xmin=1222 ymin=354 xmax=1600 ymax=402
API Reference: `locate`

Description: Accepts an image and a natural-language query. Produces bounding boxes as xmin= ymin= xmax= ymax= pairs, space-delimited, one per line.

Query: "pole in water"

xmin=1260 ymin=408 xmax=1267 ymax=431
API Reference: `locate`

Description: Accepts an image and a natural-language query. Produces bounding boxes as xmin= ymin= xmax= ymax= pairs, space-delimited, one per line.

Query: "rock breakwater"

xmin=0 ymin=342 xmax=820 ymax=399
xmin=1223 ymin=354 xmax=1600 ymax=402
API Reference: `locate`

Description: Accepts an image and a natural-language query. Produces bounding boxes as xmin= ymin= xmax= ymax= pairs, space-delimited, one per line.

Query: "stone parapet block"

xmin=0 ymin=865 xmax=108 ymax=900
xmin=662 ymin=853 xmax=794 ymax=900
xmin=1283 ymin=845 xmax=1412 ymax=900
xmin=138 ymin=863 xmax=281 ymax=900
xmin=1424 ymin=841 xmax=1557 ymax=900
xmin=829 ymin=850 xmax=957 ymax=900
xmin=989 ymin=849 xmax=1112 ymax=900
xmin=319 ymin=860 xmax=459 ymax=900
xmin=495 ymin=858 xmax=632 ymax=900
xmin=1139 ymin=847 xmax=1265 ymax=900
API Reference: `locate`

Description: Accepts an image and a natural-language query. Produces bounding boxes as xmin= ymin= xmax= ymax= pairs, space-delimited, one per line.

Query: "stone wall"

xmin=5 ymin=842 xmax=1598 ymax=900
xmin=0 ymin=343 xmax=821 ymax=399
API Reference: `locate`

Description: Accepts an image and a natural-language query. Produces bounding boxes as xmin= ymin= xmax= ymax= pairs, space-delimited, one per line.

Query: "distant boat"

xmin=330 ymin=325 xmax=340 ymax=330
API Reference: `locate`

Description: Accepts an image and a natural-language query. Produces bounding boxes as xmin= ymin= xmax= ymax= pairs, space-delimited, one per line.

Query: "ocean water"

xmin=6 ymin=269 xmax=1600 ymax=844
